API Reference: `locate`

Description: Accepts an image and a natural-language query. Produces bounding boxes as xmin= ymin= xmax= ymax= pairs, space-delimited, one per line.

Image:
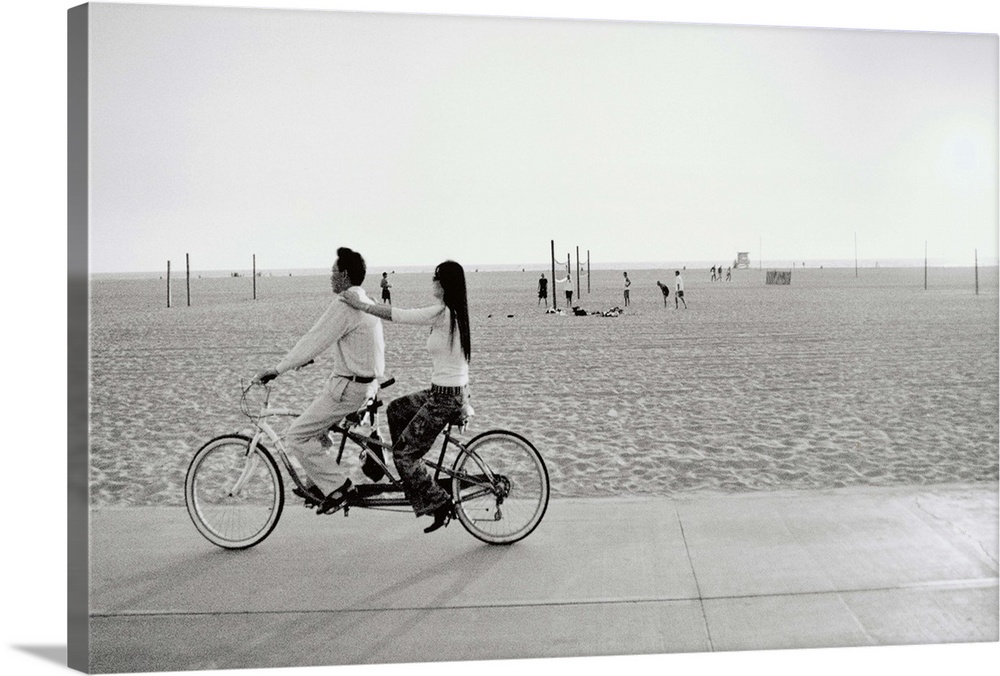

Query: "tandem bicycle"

xmin=184 ymin=377 xmax=550 ymax=549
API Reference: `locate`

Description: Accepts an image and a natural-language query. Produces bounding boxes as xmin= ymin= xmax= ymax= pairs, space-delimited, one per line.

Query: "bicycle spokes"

xmin=450 ymin=431 xmax=549 ymax=545
xmin=229 ymin=449 xmax=262 ymax=497
xmin=185 ymin=435 xmax=284 ymax=549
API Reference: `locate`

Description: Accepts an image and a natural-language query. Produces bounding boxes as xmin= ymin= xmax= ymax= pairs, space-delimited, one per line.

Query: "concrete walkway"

xmin=87 ymin=483 xmax=998 ymax=673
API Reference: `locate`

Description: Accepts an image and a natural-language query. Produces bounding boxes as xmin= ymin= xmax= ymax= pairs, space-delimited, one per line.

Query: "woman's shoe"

xmin=423 ymin=499 xmax=455 ymax=534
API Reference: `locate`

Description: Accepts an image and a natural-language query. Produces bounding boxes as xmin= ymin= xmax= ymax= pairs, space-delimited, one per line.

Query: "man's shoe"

xmin=316 ymin=479 xmax=354 ymax=515
xmin=423 ymin=499 xmax=455 ymax=534
xmin=292 ymin=485 xmax=324 ymax=506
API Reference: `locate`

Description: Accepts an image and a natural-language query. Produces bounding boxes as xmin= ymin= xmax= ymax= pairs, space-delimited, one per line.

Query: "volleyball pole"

xmin=550 ymin=240 xmax=557 ymax=310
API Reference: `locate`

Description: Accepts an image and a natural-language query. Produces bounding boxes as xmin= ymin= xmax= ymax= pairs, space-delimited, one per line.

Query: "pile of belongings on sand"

xmin=545 ymin=306 xmax=625 ymax=317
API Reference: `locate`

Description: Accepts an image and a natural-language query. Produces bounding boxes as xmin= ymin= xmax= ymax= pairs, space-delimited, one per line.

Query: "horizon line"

xmin=90 ymin=257 xmax=1000 ymax=277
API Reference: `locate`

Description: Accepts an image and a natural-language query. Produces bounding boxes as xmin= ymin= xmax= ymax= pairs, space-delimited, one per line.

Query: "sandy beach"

xmin=88 ymin=265 xmax=999 ymax=506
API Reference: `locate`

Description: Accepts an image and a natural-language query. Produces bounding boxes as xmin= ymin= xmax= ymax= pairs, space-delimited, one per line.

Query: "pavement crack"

xmin=674 ymin=505 xmax=714 ymax=652
xmin=837 ymin=593 xmax=878 ymax=646
xmin=913 ymin=496 xmax=998 ymax=569
xmin=89 ymin=578 xmax=1000 ymax=619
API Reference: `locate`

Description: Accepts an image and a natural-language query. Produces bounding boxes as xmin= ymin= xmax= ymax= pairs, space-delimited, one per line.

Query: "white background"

xmin=2 ymin=1 xmax=997 ymax=676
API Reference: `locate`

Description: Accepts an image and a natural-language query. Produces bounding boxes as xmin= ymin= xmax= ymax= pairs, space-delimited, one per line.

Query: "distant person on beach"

xmin=623 ymin=271 xmax=631 ymax=307
xmin=341 ymin=260 xmax=471 ymax=535
xmin=555 ymin=271 xmax=573 ymax=307
xmin=380 ymin=272 xmax=392 ymax=304
xmin=537 ymin=273 xmax=548 ymax=305
xmin=656 ymin=280 xmax=670 ymax=306
xmin=726 ymin=267 xmax=731 ymax=281
xmin=254 ymin=247 xmax=384 ymax=514
xmin=710 ymin=265 xmax=716 ymax=282
xmin=675 ymin=270 xmax=687 ymax=309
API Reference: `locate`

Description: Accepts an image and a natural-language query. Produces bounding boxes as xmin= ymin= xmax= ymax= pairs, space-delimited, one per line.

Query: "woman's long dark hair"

xmin=435 ymin=260 xmax=471 ymax=363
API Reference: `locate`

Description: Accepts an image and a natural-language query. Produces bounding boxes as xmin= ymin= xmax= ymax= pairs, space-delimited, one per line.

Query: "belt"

xmin=338 ymin=374 xmax=376 ymax=384
xmin=431 ymin=383 xmax=466 ymax=395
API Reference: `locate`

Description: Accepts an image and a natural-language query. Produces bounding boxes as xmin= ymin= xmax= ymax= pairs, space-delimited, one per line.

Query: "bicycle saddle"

xmin=342 ymin=398 xmax=384 ymax=426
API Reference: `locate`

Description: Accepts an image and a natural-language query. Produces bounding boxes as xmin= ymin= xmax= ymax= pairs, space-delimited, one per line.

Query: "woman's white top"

xmin=391 ymin=304 xmax=469 ymax=387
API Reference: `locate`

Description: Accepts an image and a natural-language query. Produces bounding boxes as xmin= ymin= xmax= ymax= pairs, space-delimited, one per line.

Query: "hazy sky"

xmin=87 ymin=3 xmax=998 ymax=272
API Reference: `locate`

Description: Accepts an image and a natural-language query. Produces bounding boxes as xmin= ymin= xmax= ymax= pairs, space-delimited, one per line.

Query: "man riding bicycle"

xmin=254 ymin=247 xmax=384 ymax=514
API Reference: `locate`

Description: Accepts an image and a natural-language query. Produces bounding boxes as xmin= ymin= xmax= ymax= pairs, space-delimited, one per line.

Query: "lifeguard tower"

xmin=733 ymin=252 xmax=750 ymax=269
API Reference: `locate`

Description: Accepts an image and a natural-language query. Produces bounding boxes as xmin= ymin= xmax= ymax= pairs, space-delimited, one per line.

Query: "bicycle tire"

xmin=451 ymin=430 xmax=550 ymax=545
xmin=185 ymin=434 xmax=284 ymax=549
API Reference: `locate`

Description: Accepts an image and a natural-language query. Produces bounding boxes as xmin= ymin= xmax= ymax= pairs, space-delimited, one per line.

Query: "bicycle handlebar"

xmin=242 ymin=370 xmax=395 ymax=415
xmin=256 ymin=358 xmax=396 ymax=386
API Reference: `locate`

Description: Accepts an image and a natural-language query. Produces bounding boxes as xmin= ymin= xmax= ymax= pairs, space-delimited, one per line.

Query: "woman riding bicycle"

xmin=341 ymin=260 xmax=471 ymax=534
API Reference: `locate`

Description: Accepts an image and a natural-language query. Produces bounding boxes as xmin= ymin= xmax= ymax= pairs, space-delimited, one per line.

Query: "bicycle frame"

xmin=240 ymin=383 xmax=500 ymax=513
xmin=187 ymin=380 xmax=549 ymax=549
xmin=328 ymin=417 xmax=502 ymax=512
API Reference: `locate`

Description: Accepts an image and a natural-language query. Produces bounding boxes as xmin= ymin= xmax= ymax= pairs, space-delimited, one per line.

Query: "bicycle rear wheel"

xmin=451 ymin=430 xmax=549 ymax=545
xmin=185 ymin=434 xmax=284 ymax=549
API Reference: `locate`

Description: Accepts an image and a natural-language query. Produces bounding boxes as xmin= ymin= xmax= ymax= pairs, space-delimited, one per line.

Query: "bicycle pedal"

xmin=314 ymin=503 xmax=352 ymax=516
xmin=315 ymin=483 xmax=355 ymax=515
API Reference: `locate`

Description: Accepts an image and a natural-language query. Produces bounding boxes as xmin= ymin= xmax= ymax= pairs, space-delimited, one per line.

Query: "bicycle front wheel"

xmin=452 ymin=430 xmax=550 ymax=545
xmin=185 ymin=434 xmax=284 ymax=549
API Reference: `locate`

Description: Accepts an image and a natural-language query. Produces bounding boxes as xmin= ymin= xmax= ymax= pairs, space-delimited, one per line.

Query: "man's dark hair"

xmin=336 ymin=247 xmax=366 ymax=285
